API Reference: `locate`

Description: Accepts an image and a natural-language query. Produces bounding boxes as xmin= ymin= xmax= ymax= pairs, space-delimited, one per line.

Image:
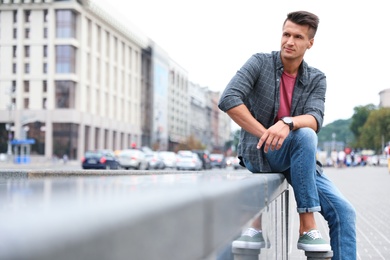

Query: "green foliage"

xmin=318 ymin=119 xmax=354 ymax=147
xmin=358 ymin=108 xmax=390 ymax=152
xmin=349 ymin=104 xmax=377 ymax=139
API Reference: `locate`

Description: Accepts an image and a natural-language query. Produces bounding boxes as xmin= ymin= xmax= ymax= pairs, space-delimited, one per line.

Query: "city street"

xmin=1 ymin=161 xmax=389 ymax=259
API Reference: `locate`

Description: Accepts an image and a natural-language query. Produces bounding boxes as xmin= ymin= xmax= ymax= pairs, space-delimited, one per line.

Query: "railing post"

xmin=305 ymin=251 xmax=333 ymax=259
xmin=231 ymin=248 xmax=260 ymax=260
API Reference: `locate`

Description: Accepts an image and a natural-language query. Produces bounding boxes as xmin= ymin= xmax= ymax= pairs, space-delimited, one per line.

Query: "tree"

xmin=318 ymin=119 xmax=354 ymax=148
xmin=349 ymin=104 xmax=377 ymax=146
xmin=358 ymin=108 xmax=390 ymax=152
xmin=175 ymin=135 xmax=205 ymax=151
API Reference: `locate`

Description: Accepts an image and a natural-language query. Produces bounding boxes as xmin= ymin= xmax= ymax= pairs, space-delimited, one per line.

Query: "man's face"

xmin=280 ymin=20 xmax=314 ymax=61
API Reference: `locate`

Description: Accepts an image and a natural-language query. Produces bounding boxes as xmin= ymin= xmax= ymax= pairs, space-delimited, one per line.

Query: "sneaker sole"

xmin=232 ymin=241 xmax=266 ymax=250
xmin=297 ymin=243 xmax=331 ymax=252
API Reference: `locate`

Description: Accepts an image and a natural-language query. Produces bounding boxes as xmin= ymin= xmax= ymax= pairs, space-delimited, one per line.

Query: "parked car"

xmin=159 ymin=151 xmax=177 ymax=169
xmin=231 ymin=156 xmax=245 ymax=170
xmin=145 ymin=152 xmax=164 ymax=170
xmin=117 ymin=149 xmax=148 ymax=170
xmin=81 ymin=150 xmax=119 ymax=170
xmin=192 ymin=150 xmax=212 ymax=169
xmin=176 ymin=150 xmax=202 ymax=171
xmin=209 ymin=153 xmax=226 ymax=168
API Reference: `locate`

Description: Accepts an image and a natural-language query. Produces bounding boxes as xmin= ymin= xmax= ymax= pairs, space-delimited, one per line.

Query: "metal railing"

xmin=0 ymin=170 xmax=333 ymax=260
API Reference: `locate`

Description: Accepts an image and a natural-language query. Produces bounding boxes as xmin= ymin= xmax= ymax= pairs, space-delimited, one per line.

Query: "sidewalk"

xmin=0 ymin=158 xmax=80 ymax=170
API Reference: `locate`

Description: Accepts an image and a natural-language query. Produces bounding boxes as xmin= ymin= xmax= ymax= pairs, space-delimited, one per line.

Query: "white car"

xmin=159 ymin=151 xmax=177 ymax=169
xmin=176 ymin=151 xmax=202 ymax=171
xmin=117 ymin=149 xmax=148 ymax=170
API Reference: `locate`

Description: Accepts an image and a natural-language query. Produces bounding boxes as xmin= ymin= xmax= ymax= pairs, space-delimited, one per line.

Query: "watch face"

xmin=283 ymin=117 xmax=292 ymax=124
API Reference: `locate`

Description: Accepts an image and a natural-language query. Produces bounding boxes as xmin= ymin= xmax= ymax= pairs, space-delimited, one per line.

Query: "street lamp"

xmin=332 ymin=132 xmax=336 ymax=151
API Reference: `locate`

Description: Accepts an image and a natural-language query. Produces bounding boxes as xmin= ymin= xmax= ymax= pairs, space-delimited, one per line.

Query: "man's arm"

xmin=226 ymin=104 xmax=267 ymax=139
xmin=257 ymin=114 xmax=318 ymax=153
xmin=291 ymin=114 xmax=318 ymax=132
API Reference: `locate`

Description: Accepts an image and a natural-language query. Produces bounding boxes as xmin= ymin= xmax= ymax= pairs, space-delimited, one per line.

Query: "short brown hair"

xmin=284 ymin=11 xmax=319 ymax=39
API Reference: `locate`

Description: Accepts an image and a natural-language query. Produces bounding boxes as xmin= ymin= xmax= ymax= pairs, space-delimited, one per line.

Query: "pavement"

xmin=289 ymin=165 xmax=390 ymax=260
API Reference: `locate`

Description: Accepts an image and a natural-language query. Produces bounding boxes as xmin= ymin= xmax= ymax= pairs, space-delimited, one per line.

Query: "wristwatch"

xmin=281 ymin=117 xmax=294 ymax=130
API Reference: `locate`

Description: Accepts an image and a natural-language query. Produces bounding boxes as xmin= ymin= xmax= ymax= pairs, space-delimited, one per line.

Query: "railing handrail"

xmin=0 ymin=170 xmax=288 ymax=260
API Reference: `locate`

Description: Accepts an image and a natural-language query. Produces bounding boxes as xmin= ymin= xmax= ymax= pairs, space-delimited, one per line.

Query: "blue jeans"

xmin=243 ymin=128 xmax=356 ymax=260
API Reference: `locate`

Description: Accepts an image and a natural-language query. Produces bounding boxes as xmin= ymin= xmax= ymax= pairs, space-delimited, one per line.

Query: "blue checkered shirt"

xmin=218 ymin=51 xmax=326 ymax=172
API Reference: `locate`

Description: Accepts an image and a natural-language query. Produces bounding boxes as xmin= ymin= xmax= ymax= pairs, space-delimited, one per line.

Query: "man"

xmin=218 ymin=11 xmax=356 ymax=259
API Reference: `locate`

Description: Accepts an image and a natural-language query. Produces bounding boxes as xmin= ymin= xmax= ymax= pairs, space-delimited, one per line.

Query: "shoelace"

xmin=242 ymin=228 xmax=260 ymax=237
xmin=305 ymin=229 xmax=323 ymax=240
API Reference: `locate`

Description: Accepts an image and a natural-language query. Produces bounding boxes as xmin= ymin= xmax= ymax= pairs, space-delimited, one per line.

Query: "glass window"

xmin=55 ymin=10 xmax=76 ymax=38
xmin=13 ymin=63 xmax=16 ymax=74
xmin=12 ymin=81 xmax=16 ymax=93
xmin=24 ymin=81 xmax=29 ymax=92
xmin=13 ymin=46 xmax=17 ymax=58
xmin=43 ymin=27 xmax=48 ymax=38
xmin=43 ymin=45 xmax=48 ymax=57
xmin=43 ymin=98 xmax=47 ymax=109
xmin=25 ymin=63 xmax=30 ymax=74
xmin=43 ymin=63 xmax=47 ymax=73
xmin=24 ymin=98 xmax=29 ymax=109
xmin=25 ymin=28 xmax=30 ymax=39
xmin=43 ymin=80 xmax=47 ymax=92
xmin=55 ymin=45 xmax=76 ymax=73
xmin=24 ymin=10 xmax=31 ymax=23
xmin=25 ymin=46 xmax=30 ymax=58
xmin=13 ymin=10 xmax=17 ymax=23
xmin=55 ymin=80 xmax=75 ymax=108
xmin=43 ymin=9 xmax=48 ymax=22
xmin=13 ymin=28 xmax=17 ymax=39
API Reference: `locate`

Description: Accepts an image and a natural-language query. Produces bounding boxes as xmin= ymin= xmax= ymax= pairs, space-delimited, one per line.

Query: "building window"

xmin=13 ymin=46 xmax=17 ymax=58
xmin=43 ymin=9 xmax=48 ymax=23
xmin=24 ymin=10 xmax=31 ymax=23
xmin=96 ymin=25 xmax=101 ymax=52
xmin=43 ymin=63 xmax=48 ymax=73
xmin=55 ymin=10 xmax=76 ymax=38
xmin=43 ymin=45 xmax=48 ymax=57
xmin=13 ymin=63 xmax=16 ymax=74
xmin=25 ymin=63 xmax=30 ymax=73
xmin=43 ymin=98 xmax=47 ymax=109
xmin=55 ymin=45 xmax=76 ymax=73
xmin=13 ymin=10 xmax=17 ymax=23
xmin=13 ymin=28 xmax=17 ymax=39
xmin=87 ymin=19 xmax=92 ymax=47
xmin=43 ymin=27 xmax=48 ymax=38
xmin=55 ymin=81 xmax=76 ymax=108
xmin=43 ymin=80 xmax=47 ymax=92
xmin=24 ymin=81 xmax=29 ymax=92
xmin=25 ymin=46 xmax=30 ymax=58
xmin=105 ymin=30 xmax=109 ymax=57
xmin=25 ymin=28 xmax=30 ymax=39
xmin=24 ymin=98 xmax=29 ymax=109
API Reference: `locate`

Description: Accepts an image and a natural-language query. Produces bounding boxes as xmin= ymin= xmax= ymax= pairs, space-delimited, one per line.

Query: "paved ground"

xmin=288 ymin=165 xmax=390 ymax=260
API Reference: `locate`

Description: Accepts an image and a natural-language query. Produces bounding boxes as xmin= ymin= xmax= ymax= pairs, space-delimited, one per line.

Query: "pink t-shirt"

xmin=276 ymin=71 xmax=296 ymax=120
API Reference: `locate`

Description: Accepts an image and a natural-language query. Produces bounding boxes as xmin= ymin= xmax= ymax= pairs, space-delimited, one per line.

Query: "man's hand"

xmin=257 ymin=120 xmax=290 ymax=153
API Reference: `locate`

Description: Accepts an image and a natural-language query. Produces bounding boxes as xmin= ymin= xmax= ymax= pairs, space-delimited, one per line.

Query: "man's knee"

xmin=293 ymin=127 xmax=318 ymax=149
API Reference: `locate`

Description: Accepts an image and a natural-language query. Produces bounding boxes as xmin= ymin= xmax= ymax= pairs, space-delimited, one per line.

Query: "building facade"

xmin=379 ymin=88 xmax=390 ymax=108
xmin=0 ymin=0 xmax=148 ymax=159
xmin=168 ymin=59 xmax=189 ymax=151
xmin=0 ymin=0 xmax=232 ymax=161
xmin=189 ymin=82 xmax=212 ymax=150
